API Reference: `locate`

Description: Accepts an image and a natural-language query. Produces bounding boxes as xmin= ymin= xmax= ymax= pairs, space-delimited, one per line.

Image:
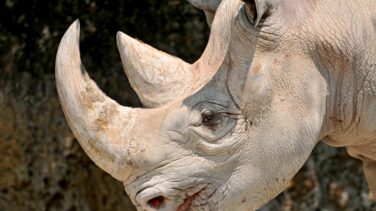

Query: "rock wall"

xmin=0 ymin=0 xmax=374 ymax=210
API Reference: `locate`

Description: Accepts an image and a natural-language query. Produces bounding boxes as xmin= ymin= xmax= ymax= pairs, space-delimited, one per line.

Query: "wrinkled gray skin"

xmin=55 ymin=0 xmax=376 ymax=210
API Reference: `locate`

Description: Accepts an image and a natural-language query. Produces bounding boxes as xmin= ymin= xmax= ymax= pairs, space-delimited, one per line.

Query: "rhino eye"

xmin=202 ymin=110 xmax=214 ymax=123
xmin=189 ymin=102 xmax=238 ymax=142
xmin=243 ymin=0 xmax=257 ymax=23
xmin=201 ymin=110 xmax=220 ymax=130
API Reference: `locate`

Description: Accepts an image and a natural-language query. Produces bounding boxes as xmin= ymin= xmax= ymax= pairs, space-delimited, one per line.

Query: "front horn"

xmin=116 ymin=32 xmax=192 ymax=107
xmin=56 ymin=20 xmax=141 ymax=181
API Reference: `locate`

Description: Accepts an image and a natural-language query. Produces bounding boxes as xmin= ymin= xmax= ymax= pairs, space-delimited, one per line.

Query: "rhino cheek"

xmin=222 ymin=60 xmax=326 ymax=209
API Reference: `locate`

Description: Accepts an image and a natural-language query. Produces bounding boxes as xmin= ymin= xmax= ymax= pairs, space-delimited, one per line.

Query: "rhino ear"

xmin=187 ymin=0 xmax=222 ymax=26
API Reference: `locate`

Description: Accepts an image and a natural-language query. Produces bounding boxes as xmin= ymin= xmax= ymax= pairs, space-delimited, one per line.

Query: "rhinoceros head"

xmin=56 ymin=0 xmax=329 ymax=210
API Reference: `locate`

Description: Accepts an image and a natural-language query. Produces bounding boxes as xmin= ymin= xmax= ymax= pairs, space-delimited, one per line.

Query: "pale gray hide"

xmin=55 ymin=0 xmax=376 ymax=210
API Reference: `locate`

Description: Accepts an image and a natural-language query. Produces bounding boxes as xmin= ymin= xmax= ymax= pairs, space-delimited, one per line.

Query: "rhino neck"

xmin=322 ymin=53 xmax=376 ymax=148
xmin=314 ymin=0 xmax=376 ymax=149
xmin=324 ymin=59 xmax=376 ymax=151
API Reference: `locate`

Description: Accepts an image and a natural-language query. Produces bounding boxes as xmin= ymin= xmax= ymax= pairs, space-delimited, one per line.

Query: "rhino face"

xmin=56 ymin=0 xmax=329 ymax=210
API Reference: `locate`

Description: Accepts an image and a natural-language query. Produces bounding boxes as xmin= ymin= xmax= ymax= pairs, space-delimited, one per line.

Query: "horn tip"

xmin=116 ymin=31 xmax=124 ymax=39
xmin=116 ymin=31 xmax=132 ymax=48
xmin=116 ymin=31 xmax=123 ymax=46
xmin=74 ymin=19 xmax=80 ymax=30
xmin=55 ymin=19 xmax=83 ymax=83
xmin=68 ymin=19 xmax=81 ymax=35
xmin=58 ymin=19 xmax=81 ymax=51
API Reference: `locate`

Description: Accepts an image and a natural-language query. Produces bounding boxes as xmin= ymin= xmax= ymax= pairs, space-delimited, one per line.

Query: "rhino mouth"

xmin=176 ymin=187 xmax=206 ymax=211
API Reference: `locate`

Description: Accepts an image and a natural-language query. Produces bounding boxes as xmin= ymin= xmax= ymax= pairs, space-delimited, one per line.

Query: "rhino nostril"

xmin=147 ymin=196 xmax=165 ymax=209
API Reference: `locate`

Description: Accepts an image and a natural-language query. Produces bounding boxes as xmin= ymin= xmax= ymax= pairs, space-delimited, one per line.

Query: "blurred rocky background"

xmin=0 ymin=0 xmax=374 ymax=210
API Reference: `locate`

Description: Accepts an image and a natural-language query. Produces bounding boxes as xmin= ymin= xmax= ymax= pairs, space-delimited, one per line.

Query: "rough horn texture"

xmin=0 ymin=0 xmax=375 ymax=210
xmin=56 ymin=20 xmax=139 ymax=181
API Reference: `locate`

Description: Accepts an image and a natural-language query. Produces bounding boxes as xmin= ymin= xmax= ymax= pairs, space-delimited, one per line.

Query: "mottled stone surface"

xmin=0 ymin=0 xmax=375 ymax=210
xmin=0 ymin=73 xmax=135 ymax=211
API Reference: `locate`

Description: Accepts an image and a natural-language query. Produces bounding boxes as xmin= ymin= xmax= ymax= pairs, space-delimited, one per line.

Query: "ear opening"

xmin=254 ymin=0 xmax=270 ymax=27
xmin=243 ymin=0 xmax=273 ymax=27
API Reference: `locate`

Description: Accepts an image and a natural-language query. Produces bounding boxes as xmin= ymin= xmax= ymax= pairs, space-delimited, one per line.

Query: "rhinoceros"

xmin=55 ymin=0 xmax=376 ymax=210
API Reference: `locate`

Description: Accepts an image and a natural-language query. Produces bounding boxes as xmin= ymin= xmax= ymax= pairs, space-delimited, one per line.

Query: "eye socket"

xmin=242 ymin=0 xmax=258 ymax=24
xmin=189 ymin=102 xmax=238 ymax=142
